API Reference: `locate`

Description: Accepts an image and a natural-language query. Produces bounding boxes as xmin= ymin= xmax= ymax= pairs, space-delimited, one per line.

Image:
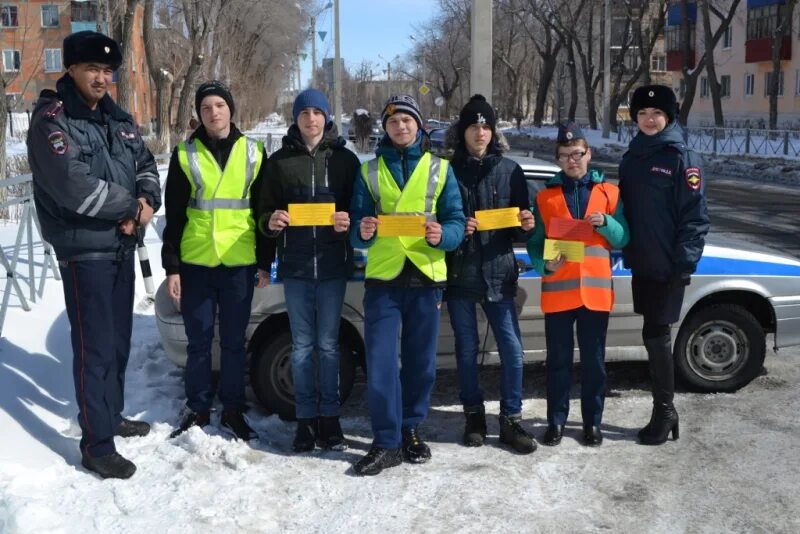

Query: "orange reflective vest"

xmin=537 ymin=183 xmax=619 ymax=313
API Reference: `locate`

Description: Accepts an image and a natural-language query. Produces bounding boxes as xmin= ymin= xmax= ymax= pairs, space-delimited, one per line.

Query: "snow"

xmin=354 ymin=109 xmax=369 ymax=116
xmin=2 ymin=156 xmax=800 ymax=533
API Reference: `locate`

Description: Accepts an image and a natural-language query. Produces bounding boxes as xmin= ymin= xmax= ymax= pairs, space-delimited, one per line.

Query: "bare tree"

xmin=700 ymin=0 xmax=742 ymax=128
xmin=768 ymin=0 xmax=797 ymax=129
xmin=143 ymin=0 xmax=174 ymax=150
xmin=109 ymin=0 xmax=140 ymax=113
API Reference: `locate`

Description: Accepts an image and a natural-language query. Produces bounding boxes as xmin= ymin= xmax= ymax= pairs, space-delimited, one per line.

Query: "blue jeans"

xmin=284 ymin=277 xmax=347 ymax=419
xmin=544 ymin=307 xmax=609 ymax=426
xmin=447 ymin=297 xmax=524 ymax=416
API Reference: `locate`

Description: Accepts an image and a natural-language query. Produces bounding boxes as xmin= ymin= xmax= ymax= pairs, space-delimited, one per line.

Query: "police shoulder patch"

xmin=685 ymin=166 xmax=701 ymax=191
xmin=48 ymin=131 xmax=68 ymax=155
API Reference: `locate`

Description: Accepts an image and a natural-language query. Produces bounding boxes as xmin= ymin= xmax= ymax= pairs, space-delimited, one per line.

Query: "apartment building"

xmin=1 ymin=1 xmax=154 ymax=126
xmin=666 ymin=0 xmax=800 ymax=128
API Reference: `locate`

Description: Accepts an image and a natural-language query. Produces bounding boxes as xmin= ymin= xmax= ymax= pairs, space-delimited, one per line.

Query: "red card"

xmin=548 ymin=217 xmax=593 ymax=241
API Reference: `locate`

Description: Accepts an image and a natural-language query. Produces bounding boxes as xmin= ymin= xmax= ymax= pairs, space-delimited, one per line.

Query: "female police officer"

xmin=619 ymin=85 xmax=709 ymax=445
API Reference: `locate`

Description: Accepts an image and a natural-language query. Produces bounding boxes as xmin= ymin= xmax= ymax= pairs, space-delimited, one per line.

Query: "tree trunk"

xmin=114 ymin=0 xmax=139 ymax=113
xmin=769 ymin=0 xmax=796 ymax=129
xmin=175 ymin=54 xmax=204 ymax=134
xmin=567 ymin=37 xmax=578 ymax=122
xmin=701 ymin=1 xmax=724 ymax=127
xmin=0 ymin=79 xmax=7 ymax=184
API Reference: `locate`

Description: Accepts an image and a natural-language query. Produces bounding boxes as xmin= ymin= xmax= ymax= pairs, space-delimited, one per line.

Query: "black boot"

xmin=463 ymin=406 xmax=487 ymax=447
xmin=81 ymin=452 xmax=136 ymax=479
xmin=318 ymin=416 xmax=347 ymax=451
xmin=353 ymin=447 xmax=403 ymax=476
xmin=293 ymin=418 xmax=318 ymax=452
xmin=542 ymin=424 xmax=564 ymax=446
xmin=499 ymin=415 xmax=537 ymax=454
xmin=402 ymin=427 xmax=431 ymax=463
xmin=115 ymin=418 xmax=151 ymax=438
xmin=638 ymin=334 xmax=680 ymax=445
xmin=582 ymin=425 xmax=603 ymax=447
xmin=638 ymin=402 xmax=680 ymax=445
xmin=220 ymin=410 xmax=258 ymax=441
xmin=169 ymin=410 xmax=211 ymax=439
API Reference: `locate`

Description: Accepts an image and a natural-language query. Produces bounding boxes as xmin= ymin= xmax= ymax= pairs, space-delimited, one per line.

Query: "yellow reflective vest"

xmin=177 ymin=136 xmax=263 ymax=267
xmin=360 ymin=152 xmax=449 ymax=282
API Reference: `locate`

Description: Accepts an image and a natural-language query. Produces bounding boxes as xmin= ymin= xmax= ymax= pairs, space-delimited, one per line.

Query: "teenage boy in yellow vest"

xmin=349 ymin=95 xmax=465 ymax=476
xmin=526 ymin=123 xmax=629 ymax=447
xmin=162 ymin=81 xmax=272 ymax=440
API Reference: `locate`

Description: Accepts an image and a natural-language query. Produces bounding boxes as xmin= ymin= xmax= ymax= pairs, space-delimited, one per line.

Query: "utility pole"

xmin=471 ymin=0 xmax=492 ymax=101
xmin=602 ymin=0 xmax=611 ymax=138
xmin=311 ymin=15 xmax=317 ymax=87
xmin=333 ymin=0 xmax=342 ymax=133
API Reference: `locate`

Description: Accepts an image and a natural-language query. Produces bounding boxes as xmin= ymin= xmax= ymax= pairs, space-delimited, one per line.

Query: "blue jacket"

xmin=349 ymin=131 xmax=465 ymax=287
xmin=618 ymin=121 xmax=710 ymax=282
xmin=527 ymin=168 xmax=629 ymax=276
xmin=445 ymin=143 xmax=533 ymax=302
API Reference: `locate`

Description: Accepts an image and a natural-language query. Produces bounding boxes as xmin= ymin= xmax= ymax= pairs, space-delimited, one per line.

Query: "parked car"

xmin=428 ymin=128 xmax=447 ymax=156
xmin=155 ymin=155 xmax=800 ymax=420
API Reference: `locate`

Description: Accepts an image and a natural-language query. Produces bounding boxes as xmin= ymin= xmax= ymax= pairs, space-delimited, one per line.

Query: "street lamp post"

xmin=378 ymin=54 xmax=399 ymax=101
xmin=309 ymin=2 xmax=333 ymax=88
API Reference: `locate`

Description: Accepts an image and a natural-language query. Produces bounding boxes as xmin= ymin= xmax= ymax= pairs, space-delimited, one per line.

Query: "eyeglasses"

xmin=556 ymin=151 xmax=587 ymax=163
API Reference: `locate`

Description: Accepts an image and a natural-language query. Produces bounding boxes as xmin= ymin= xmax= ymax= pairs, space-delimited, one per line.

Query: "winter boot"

xmin=542 ymin=424 xmax=565 ymax=446
xmin=81 ymin=452 xmax=136 ymax=479
xmin=293 ymin=418 xmax=318 ymax=452
xmin=353 ymin=447 xmax=403 ymax=476
xmin=463 ymin=405 xmax=487 ymax=447
xmin=169 ymin=410 xmax=211 ymax=439
xmin=638 ymin=334 xmax=680 ymax=445
xmin=115 ymin=418 xmax=151 ymax=438
xmin=582 ymin=425 xmax=603 ymax=447
xmin=220 ymin=410 xmax=258 ymax=441
xmin=499 ymin=415 xmax=537 ymax=454
xmin=318 ymin=416 xmax=347 ymax=451
xmin=402 ymin=427 xmax=432 ymax=463
xmin=638 ymin=402 xmax=680 ymax=445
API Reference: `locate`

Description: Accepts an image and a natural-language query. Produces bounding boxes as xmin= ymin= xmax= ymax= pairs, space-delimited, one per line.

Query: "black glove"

xmin=670 ymin=272 xmax=692 ymax=287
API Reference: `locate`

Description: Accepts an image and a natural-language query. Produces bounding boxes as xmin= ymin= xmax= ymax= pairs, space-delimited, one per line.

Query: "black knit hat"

xmin=629 ymin=84 xmax=677 ymax=123
xmin=63 ymin=31 xmax=122 ymax=70
xmin=195 ymin=80 xmax=235 ymax=119
xmin=381 ymin=94 xmax=423 ymax=130
xmin=458 ymin=94 xmax=496 ymax=139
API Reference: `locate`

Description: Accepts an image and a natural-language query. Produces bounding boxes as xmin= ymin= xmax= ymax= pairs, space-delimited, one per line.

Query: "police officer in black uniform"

xmin=618 ymin=85 xmax=709 ymax=445
xmin=27 ymin=31 xmax=162 ymax=478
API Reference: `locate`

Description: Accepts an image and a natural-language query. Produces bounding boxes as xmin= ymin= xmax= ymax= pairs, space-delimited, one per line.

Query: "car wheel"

xmin=249 ymin=330 xmax=357 ymax=421
xmin=674 ymin=303 xmax=766 ymax=392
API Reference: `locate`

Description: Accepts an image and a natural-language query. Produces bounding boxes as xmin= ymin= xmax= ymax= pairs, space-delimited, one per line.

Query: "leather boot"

xmin=463 ymin=405 xmax=487 ymax=447
xmin=639 ymin=334 xmax=680 ymax=445
xmin=638 ymin=402 xmax=679 ymax=445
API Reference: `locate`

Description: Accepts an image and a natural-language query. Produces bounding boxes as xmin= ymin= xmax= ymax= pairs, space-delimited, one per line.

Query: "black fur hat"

xmin=629 ymin=84 xmax=677 ymax=123
xmin=63 ymin=31 xmax=122 ymax=70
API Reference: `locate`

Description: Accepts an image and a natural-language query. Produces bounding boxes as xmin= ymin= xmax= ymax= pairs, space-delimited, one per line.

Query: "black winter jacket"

xmin=445 ymin=138 xmax=533 ymax=302
xmin=618 ymin=121 xmax=710 ymax=282
xmin=256 ymin=122 xmax=360 ymax=280
xmin=160 ymin=124 xmax=272 ymax=275
xmin=28 ymin=74 xmax=161 ymax=261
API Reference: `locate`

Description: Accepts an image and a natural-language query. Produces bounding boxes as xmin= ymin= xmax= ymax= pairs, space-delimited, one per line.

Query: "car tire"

xmin=249 ymin=330 xmax=357 ymax=421
xmin=674 ymin=303 xmax=766 ymax=392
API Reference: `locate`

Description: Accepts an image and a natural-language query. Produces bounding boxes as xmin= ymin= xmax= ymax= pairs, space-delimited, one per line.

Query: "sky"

xmin=297 ymin=0 xmax=439 ymax=87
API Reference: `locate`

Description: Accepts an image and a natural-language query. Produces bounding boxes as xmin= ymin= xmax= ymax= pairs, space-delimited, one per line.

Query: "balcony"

xmin=666 ymin=50 xmax=695 ymax=71
xmin=745 ymin=36 xmax=791 ymax=63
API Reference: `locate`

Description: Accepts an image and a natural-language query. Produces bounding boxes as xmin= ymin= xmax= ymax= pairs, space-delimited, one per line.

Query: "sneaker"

xmin=81 ymin=452 xmax=136 ymax=479
xmin=293 ymin=418 xmax=318 ymax=452
xmin=169 ymin=410 xmax=211 ymax=439
xmin=463 ymin=406 xmax=487 ymax=447
xmin=499 ymin=415 xmax=537 ymax=454
xmin=317 ymin=416 xmax=347 ymax=451
xmin=114 ymin=418 xmax=151 ymax=438
xmin=401 ymin=427 xmax=431 ymax=463
xmin=353 ymin=447 xmax=403 ymax=476
xmin=220 ymin=410 xmax=258 ymax=441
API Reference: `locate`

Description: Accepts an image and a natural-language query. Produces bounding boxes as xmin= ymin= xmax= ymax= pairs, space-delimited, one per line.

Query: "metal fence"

xmin=0 ymin=173 xmax=60 ymax=336
xmin=617 ymin=124 xmax=800 ymax=158
xmin=242 ymin=131 xmax=283 ymax=155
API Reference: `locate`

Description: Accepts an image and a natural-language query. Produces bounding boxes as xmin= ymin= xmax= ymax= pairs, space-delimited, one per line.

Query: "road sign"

xmin=434 ymin=96 xmax=445 ymax=107
xmin=419 ymin=84 xmax=430 ymax=96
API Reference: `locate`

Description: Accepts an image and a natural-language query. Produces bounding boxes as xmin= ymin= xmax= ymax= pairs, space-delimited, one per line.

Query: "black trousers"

xmin=60 ymin=256 xmax=135 ymax=457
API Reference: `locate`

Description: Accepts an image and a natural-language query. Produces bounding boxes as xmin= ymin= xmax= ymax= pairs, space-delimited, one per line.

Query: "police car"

xmin=154 ymin=156 xmax=800 ymax=420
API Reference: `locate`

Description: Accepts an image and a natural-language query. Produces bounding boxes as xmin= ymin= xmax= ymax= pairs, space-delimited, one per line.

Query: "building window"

xmin=651 ymin=54 xmax=666 ymax=72
xmin=3 ymin=49 xmax=20 ymax=72
xmin=723 ymin=27 xmax=732 ymax=48
xmin=41 ymin=5 xmax=59 ymax=27
xmin=665 ymin=25 xmax=696 ymax=52
xmin=747 ymin=5 xmax=780 ymax=40
xmin=44 ymin=49 xmax=62 ymax=72
xmin=720 ymin=75 xmax=731 ymax=98
xmin=764 ymin=70 xmax=784 ymax=97
xmin=1 ymin=5 xmax=18 ymax=27
xmin=71 ymin=1 xmax=98 ymax=23
xmin=700 ymin=76 xmax=709 ymax=98
xmin=745 ymin=73 xmax=755 ymax=97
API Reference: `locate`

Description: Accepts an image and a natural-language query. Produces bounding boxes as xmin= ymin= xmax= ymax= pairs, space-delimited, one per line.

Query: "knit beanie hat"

xmin=195 ymin=80 xmax=235 ymax=118
xmin=381 ymin=94 xmax=423 ymax=130
xmin=629 ymin=84 xmax=677 ymax=123
xmin=292 ymin=88 xmax=331 ymax=124
xmin=458 ymin=94 xmax=496 ymax=139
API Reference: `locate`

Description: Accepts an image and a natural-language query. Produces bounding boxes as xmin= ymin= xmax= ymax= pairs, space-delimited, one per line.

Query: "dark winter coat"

xmin=444 ymin=128 xmax=533 ymax=302
xmin=27 ymin=74 xmax=161 ymax=261
xmin=618 ymin=121 xmax=710 ymax=283
xmin=161 ymin=124 xmax=272 ymax=275
xmin=256 ymin=122 xmax=360 ymax=281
